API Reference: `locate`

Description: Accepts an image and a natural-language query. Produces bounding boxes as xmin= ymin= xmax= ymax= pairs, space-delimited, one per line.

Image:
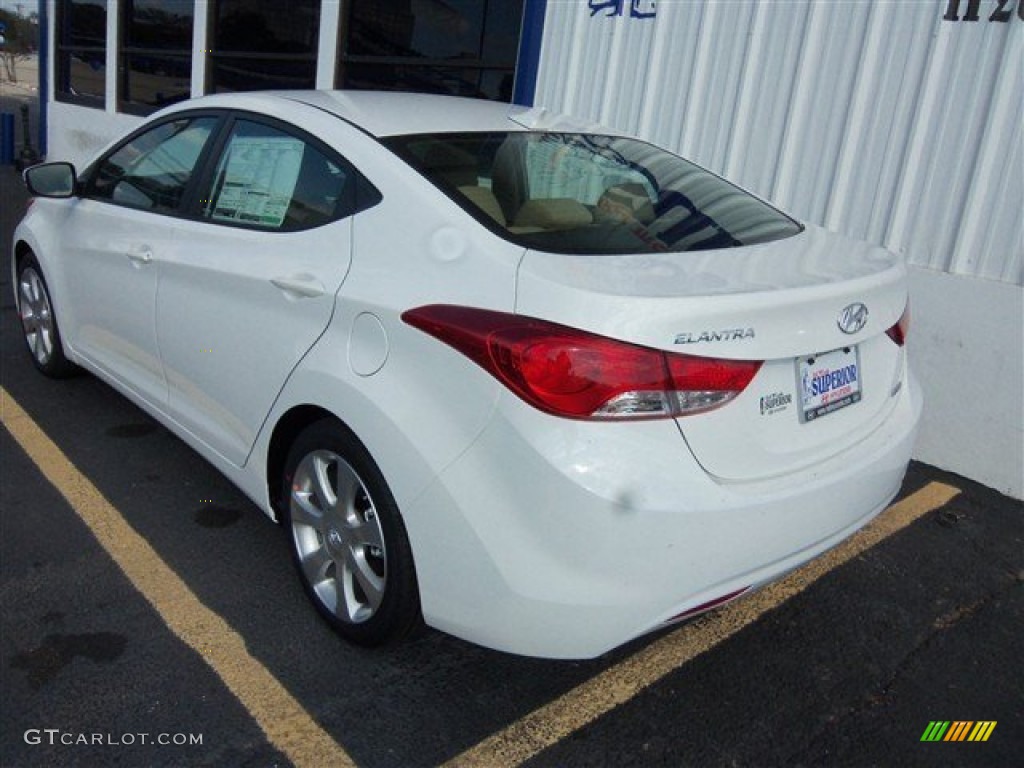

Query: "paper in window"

xmin=211 ymin=136 xmax=305 ymax=227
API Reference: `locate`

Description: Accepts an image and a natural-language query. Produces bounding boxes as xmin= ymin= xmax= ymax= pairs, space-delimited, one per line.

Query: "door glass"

xmin=90 ymin=117 xmax=219 ymax=212
xmin=203 ymin=120 xmax=350 ymax=230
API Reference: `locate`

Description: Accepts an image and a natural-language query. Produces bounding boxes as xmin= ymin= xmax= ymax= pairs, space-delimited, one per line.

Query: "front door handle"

xmin=271 ymin=274 xmax=325 ymax=299
xmin=128 ymin=248 xmax=153 ymax=265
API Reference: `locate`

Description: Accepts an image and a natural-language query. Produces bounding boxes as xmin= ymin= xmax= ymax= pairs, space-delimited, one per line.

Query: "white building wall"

xmin=536 ymin=1 xmax=1023 ymax=497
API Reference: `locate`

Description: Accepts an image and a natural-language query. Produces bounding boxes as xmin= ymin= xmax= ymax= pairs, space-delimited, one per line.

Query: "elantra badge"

xmin=674 ymin=328 xmax=755 ymax=345
xmin=837 ymin=303 xmax=869 ymax=335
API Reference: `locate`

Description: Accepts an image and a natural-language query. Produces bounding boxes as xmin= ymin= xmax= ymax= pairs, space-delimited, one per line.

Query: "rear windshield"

xmin=385 ymin=132 xmax=801 ymax=254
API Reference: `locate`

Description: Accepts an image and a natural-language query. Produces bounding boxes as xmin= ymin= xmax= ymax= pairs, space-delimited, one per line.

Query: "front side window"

xmin=201 ymin=120 xmax=357 ymax=230
xmin=56 ymin=0 xmax=108 ymax=106
xmin=387 ymin=132 xmax=802 ymax=254
xmin=208 ymin=0 xmax=320 ymax=92
xmin=88 ymin=117 xmax=219 ymax=213
xmin=119 ymin=0 xmax=194 ymax=113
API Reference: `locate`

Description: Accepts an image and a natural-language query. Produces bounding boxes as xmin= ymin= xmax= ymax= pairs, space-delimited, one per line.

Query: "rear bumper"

xmin=404 ymin=372 xmax=922 ymax=659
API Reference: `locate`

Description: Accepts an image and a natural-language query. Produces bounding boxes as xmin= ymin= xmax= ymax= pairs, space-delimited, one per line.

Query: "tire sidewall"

xmin=282 ymin=418 xmax=422 ymax=646
xmin=17 ymin=253 xmax=76 ymax=378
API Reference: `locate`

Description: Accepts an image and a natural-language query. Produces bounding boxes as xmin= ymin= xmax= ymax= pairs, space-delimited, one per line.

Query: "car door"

xmin=59 ymin=114 xmax=221 ymax=405
xmin=155 ymin=115 xmax=378 ymax=466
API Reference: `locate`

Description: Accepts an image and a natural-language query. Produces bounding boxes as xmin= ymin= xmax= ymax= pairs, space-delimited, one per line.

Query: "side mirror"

xmin=24 ymin=162 xmax=78 ymax=198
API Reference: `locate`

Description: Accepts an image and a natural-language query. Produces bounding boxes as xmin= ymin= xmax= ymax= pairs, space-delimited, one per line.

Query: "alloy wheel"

xmin=289 ymin=449 xmax=388 ymax=624
xmin=19 ymin=267 xmax=56 ymax=367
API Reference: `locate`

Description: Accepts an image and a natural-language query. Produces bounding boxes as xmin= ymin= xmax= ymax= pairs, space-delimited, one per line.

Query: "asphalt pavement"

xmin=1 ymin=162 xmax=1021 ymax=768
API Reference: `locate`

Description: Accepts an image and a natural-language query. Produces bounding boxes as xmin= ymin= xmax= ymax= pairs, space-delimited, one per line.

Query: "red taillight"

xmin=886 ymin=301 xmax=910 ymax=346
xmin=402 ymin=305 xmax=762 ymax=420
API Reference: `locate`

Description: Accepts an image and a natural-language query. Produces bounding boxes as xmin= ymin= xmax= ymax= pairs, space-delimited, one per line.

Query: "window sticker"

xmin=211 ymin=136 xmax=305 ymax=227
xmin=526 ymin=137 xmax=598 ymax=202
xmin=525 ymin=135 xmax=654 ymax=205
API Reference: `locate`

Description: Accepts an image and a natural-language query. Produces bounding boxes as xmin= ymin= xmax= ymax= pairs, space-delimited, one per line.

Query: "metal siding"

xmin=535 ymin=1 xmax=1022 ymax=284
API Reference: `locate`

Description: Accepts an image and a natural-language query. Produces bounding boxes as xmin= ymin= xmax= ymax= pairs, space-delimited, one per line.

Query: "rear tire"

xmin=17 ymin=254 xmax=77 ymax=378
xmin=282 ymin=418 xmax=423 ymax=646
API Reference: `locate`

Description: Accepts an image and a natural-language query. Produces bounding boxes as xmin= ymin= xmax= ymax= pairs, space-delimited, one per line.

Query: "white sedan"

xmin=13 ymin=91 xmax=921 ymax=659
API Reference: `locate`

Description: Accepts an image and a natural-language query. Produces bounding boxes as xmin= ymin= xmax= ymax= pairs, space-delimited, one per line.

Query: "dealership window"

xmin=56 ymin=0 xmax=108 ymax=107
xmin=337 ymin=0 xmax=524 ymax=101
xmin=119 ymin=0 xmax=194 ymax=114
xmin=208 ymin=0 xmax=320 ymax=92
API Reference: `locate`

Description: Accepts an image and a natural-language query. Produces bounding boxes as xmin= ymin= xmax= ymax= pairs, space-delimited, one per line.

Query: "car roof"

xmin=158 ymin=90 xmax=608 ymax=138
xmin=288 ymin=91 xmax=534 ymax=137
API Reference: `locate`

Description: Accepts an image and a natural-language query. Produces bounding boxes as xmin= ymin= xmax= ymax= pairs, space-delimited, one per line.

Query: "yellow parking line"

xmin=445 ymin=480 xmax=961 ymax=767
xmin=0 ymin=387 xmax=354 ymax=768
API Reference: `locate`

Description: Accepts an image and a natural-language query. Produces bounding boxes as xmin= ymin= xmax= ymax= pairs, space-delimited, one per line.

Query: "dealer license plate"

xmin=797 ymin=346 xmax=862 ymax=422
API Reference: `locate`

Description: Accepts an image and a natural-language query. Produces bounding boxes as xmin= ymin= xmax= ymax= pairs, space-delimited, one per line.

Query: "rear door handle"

xmin=128 ymin=248 xmax=153 ymax=265
xmin=271 ymin=275 xmax=325 ymax=299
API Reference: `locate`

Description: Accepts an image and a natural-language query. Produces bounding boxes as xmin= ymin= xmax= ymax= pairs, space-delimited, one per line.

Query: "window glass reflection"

xmin=214 ymin=0 xmax=319 ymax=54
xmin=58 ymin=50 xmax=106 ymax=100
xmin=209 ymin=0 xmax=319 ymax=92
xmin=122 ymin=54 xmax=191 ymax=109
xmin=120 ymin=1 xmax=194 ymax=112
xmin=340 ymin=0 xmax=523 ymax=102
xmin=209 ymin=60 xmax=318 ymax=93
xmin=65 ymin=0 xmax=107 ymax=47
xmin=124 ymin=0 xmax=194 ymax=50
xmin=57 ymin=0 xmax=108 ymax=104
xmin=91 ymin=117 xmax=218 ymax=213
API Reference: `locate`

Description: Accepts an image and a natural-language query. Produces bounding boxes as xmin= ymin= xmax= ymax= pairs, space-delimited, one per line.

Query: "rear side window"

xmin=89 ymin=117 xmax=219 ymax=213
xmin=387 ymin=132 xmax=802 ymax=255
xmin=201 ymin=120 xmax=356 ymax=230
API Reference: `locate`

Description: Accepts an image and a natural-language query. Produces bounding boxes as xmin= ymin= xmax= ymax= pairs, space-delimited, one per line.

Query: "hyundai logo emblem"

xmin=837 ymin=303 xmax=869 ymax=335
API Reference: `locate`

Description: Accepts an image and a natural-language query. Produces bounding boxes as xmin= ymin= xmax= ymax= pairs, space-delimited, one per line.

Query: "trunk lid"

xmin=514 ymin=224 xmax=908 ymax=481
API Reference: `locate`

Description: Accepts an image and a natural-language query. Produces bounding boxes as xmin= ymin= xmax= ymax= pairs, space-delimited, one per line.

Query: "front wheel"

xmin=17 ymin=254 xmax=77 ymax=378
xmin=282 ymin=418 xmax=423 ymax=646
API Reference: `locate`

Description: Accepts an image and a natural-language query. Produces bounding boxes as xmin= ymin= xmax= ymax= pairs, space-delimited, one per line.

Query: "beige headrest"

xmin=513 ymin=198 xmax=593 ymax=230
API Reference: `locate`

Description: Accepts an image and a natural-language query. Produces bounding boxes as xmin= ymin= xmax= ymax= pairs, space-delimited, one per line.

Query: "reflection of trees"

xmin=120 ymin=3 xmax=192 ymax=99
xmin=216 ymin=2 xmax=317 ymax=53
xmin=129 ymin=6 xmax=193 ymax=49
xmin=67 ymin=3 xmax=106 ymax=47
